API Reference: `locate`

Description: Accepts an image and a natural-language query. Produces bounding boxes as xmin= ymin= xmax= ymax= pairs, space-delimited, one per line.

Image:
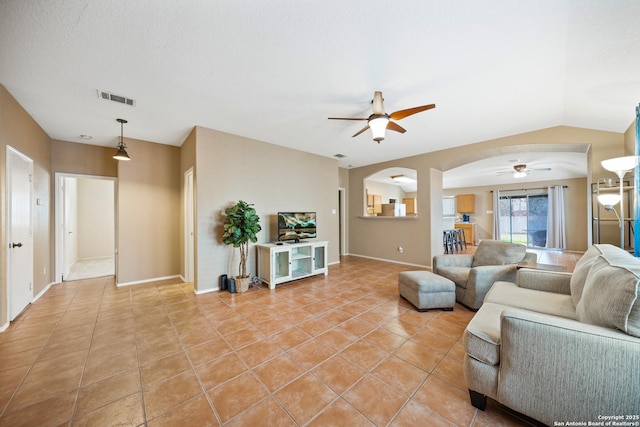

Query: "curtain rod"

xmin=490 ymin=185 xmax=568 ymax=192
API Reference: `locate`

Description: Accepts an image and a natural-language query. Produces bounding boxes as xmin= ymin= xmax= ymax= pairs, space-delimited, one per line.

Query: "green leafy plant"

xmin=222 ymin=200 xmax=262 ymax=278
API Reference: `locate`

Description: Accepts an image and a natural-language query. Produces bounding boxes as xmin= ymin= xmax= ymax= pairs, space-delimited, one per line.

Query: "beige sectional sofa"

xmin=463 ymin=244 xmax=640 ymax=425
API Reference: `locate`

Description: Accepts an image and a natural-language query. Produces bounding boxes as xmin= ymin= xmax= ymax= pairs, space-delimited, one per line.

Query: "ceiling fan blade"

xmin=530 ymin=168 xmax=551 ymax=171
xmin=352 ymin=125 xmax=370 ymax=138
xmin=387 ymin=121 xmax=406 ymax=134
xmin=496 ymin=171 xmax=513 ymax=175
xmin=328 ymin=117 xmax=368 ymax=121
xmin=372 ymin=91 xmax=385 ymax=115
xmin=389 ymin=104 xmax=436 ymax=121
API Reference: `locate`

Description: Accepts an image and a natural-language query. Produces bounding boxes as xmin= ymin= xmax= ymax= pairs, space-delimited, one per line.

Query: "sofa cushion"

xmin=435 ymin=266 xmax=470 ymax=289
xmin=485 ymin=281 xmax=577 ymax=320
xmin=569 ymin=244 xmax=603 ymax=306
xmin=464 ymin=302 xmax=507 ymax=366
xmin=471 ymin=240 xmax=526 ymax=268
xmin=576 ymin=255 xmax=640 ymax=337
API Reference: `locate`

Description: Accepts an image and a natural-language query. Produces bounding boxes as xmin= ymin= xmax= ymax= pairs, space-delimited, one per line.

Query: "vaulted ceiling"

xmin=1 ymin=1 xmax=638 ymax=180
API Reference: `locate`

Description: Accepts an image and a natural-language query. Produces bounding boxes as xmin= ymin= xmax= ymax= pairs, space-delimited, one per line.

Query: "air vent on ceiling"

xmin=333 ymin=154 xmax=347 ymax=158
xmin=97 ymin=90 xmax=135 ymax=106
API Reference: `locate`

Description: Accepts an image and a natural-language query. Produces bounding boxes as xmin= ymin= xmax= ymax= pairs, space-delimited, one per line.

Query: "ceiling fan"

xmin=328 ymin=91 xmax=435 ymax=143
xmin=497 ymin=163 xmax=551 ymax=179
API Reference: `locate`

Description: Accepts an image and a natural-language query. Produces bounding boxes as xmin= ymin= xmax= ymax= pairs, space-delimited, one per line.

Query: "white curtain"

xmin=546 ymin=186 xmax=566 ymax=249
xmin=492 ymin=190 xmax=500 ymax=240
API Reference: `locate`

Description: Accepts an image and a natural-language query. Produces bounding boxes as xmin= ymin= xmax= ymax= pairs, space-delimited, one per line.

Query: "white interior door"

xmin=184 ymin=169 xmax=195 ymax=283
xmin=63 ymin=177 xmax=78 ymax=278
xmin=7 ymin=147 xmax=33 ymax=321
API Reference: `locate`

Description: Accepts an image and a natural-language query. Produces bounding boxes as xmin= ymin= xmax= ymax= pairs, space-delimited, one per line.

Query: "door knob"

xmin=11 ymin=242 xmax=22 ymax=248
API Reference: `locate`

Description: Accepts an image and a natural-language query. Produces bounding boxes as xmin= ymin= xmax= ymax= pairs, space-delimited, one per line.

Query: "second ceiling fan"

xmin=498 ymin=163 xmax=551 ymax=178
xmin=329 ymin=91 xmax=435 ymax=143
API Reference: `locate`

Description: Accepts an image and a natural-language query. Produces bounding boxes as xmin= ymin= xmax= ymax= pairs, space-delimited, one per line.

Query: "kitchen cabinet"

xmin=456 ymin=194 xmax=475 ymax=213
xmin=367 ymin=193 xmax=382 ymax=214
xmin=455 ymin=223 xmax=476 ymax=245
xmin=402 ymin=198 xmax=417 ymax=214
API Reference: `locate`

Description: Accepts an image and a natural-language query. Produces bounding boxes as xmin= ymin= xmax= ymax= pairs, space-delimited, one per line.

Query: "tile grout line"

xmin=67 ymin=276 xmax=110 ymax=425
xmin=168 ymin=281 xmax=224 ymax=425
xmin=0 ymin=281 xmax=78 ymax=420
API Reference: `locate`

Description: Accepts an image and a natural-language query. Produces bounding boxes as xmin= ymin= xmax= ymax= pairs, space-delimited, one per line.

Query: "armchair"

xmin=432 ymin=240 xmax=536 ymax=309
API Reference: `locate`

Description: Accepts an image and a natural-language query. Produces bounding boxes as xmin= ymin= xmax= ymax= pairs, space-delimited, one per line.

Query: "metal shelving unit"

xmin=591 ymin=177 xmax=635 ymax=250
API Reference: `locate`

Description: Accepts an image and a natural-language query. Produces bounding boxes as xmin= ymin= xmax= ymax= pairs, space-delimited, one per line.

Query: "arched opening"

xmin=363 ymin=167 xmax=418 ymax=217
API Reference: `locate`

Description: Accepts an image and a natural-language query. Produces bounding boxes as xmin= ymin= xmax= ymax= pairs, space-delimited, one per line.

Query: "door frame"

xmin=54 ymin=173 xmax=117 ymax=283
xmin=338 ymin=187 xmax=347 ymax=256
xmin=6 ymin=146 xmax=34 ymax=321
xmin=183 ymin=168 xmax=195 ymax=284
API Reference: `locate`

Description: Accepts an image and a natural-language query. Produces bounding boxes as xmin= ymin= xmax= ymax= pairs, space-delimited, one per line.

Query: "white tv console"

xmin=256 ymin=241 xmax=328 ymax=289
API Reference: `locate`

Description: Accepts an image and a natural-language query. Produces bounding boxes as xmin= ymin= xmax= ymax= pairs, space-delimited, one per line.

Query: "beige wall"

xmin=51 ymin=139 xmax=117 ymax=177
xmin=0 ymin=85 xmax=52 ymax=326
xmin=77 ymin=178 xmax=115 ymax=259
xmin=348 ymin=126 xmax=626 ymax=267
xmin=624 ymin=120 xmax=636 ymax=156
xmin=117 ymin=138 xmax=181 ymax=284
xmin=443 ymin=177 xmax=588 ymax=251
xmin=194 ymin=127 xmax=339 ymax=292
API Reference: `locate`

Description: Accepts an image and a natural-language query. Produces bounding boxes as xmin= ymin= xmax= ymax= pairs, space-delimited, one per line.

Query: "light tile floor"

xmin=65 ymin=257 xmax=115 ymax=281
xmin=0 ymin=252 xmax=578 ymax=426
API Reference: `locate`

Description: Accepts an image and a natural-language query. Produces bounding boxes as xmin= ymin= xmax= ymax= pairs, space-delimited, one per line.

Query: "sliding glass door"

xmin=498 ymin=192 xmax=549 ymax=248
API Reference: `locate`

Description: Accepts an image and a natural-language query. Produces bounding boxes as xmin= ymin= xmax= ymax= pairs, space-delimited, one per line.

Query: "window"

xmin=497 ymin=192 xmax=549 ymax=247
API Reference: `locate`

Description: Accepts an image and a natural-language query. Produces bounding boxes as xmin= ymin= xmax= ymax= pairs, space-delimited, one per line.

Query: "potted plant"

xmin=222 ymin=200 xmax=262 ymax=293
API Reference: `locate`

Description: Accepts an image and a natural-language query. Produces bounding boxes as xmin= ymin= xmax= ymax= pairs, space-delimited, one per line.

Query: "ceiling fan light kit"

xmin=329 ymin=91 xmax=435 ymax=143
xmin=512 ymin=164 xmax=527 ymax=178
xmin=369 ymin=115 xmax=390 ymax=142
xmin=497 ymin=163 xmax=552 ymax=179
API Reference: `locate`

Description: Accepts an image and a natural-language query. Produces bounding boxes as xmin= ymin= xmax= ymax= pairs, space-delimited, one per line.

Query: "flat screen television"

xmin=278 ymin=212 xmax=316 ymax=242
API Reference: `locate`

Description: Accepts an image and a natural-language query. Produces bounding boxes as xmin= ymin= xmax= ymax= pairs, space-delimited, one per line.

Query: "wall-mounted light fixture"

xmin=113 ymin=118 xmax=131 ymax=161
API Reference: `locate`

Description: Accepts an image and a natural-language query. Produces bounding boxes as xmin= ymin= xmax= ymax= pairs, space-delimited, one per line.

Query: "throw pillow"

xmin=569 ymin=244 xmax=603 ymax=306
xmin=576 ymin=255 xmax=640 ymax=337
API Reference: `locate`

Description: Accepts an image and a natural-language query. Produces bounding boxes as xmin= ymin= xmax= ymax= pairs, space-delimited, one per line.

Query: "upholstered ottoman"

xmin=398 ymin=271 xmax=456 ymax=311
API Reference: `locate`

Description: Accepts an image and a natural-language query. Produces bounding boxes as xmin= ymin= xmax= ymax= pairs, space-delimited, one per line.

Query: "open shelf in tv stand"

xmin=257 ymin=241 xmax=328 ymax=289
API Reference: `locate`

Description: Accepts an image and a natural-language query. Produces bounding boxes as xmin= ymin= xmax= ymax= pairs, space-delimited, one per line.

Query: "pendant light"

xmin=113 ymin=118 xmax=131 ymax=161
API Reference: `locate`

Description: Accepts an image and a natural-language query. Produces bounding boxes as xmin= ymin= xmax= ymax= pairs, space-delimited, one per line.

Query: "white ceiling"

xmin=442 ymin=151 xmax=588 ymax=189
xmin=1 ymin=1 xmax=639 ymax=178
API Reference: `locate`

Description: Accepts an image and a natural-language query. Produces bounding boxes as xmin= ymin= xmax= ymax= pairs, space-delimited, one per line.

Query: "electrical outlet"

xmin=398 ymin=246 xmax=403 ymax=253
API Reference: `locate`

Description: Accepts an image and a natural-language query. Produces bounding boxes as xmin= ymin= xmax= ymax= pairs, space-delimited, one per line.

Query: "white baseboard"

xmin=194 ymin=287 xmax=219 ymax=295
xmin=347 ymin=253 xmax=429 ymax=269
xmin=0 ymin=322 xmax=9 ymax=332
xmin=116 ymin=274 xmax=182 ymax=287
xmin=76 ymin=256 xmax=114 ymax=262
xmin=33 ymin=282 xmax=55 ymax=302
